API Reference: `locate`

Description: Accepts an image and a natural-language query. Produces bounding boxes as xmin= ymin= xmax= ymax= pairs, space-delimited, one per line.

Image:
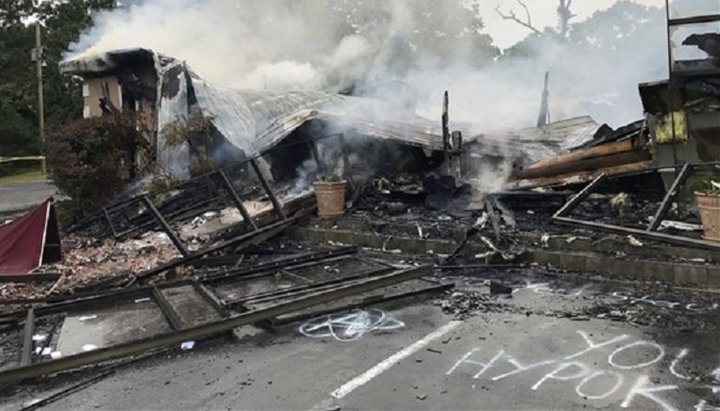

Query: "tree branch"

xmin=495 ymin=1 xmax=542 ymax=35
xmin=557 ymin=0 xmax=576 ymax=38
xmin=517 ymin=0 xmax=534 ymax=28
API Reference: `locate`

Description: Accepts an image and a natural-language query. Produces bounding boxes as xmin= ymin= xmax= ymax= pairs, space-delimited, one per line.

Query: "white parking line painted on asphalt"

xmin=329 ymin=320 xmax=463 ymax=399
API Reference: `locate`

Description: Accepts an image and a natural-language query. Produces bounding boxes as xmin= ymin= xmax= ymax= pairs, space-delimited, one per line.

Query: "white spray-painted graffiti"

xmin=443 ymin=276 xmax=720 ymax=314
xmin=446 ymin=330 xmax=719 ymax=411
xmin=610 ymin=292 xmax=719 ymax=314
xmin=519 ymin=281 xmax=720 ymax=314
xmin=299 ymin=309 xmax=405 ymax=342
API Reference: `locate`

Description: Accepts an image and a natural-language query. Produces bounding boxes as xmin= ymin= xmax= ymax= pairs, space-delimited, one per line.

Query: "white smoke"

xmin=68 ymin=0 xmax=667 ymax=130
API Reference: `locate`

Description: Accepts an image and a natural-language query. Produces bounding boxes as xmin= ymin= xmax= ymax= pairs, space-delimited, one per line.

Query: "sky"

xmin=481 ymin=0 xmax=666 ymax=48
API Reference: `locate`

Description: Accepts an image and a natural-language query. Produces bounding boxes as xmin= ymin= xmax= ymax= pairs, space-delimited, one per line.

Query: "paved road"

xmin=0 ymin=180 xmax=58 ymax=215
xmin=2 ymin=272 xmax=719 ymax=410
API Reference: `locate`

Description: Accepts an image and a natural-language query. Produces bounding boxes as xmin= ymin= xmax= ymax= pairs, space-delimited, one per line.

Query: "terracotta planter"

xmin=313 ymin=180 xmax=347 ymax=218
xmin=695 ymin=191 xmax=720 ymax=242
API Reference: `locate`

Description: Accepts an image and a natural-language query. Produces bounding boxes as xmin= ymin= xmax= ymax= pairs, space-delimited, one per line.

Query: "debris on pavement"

xmin=2 ymin=15 xmax=720 ymax=410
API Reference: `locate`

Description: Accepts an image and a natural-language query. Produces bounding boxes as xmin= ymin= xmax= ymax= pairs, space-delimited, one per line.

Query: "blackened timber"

xmin=136 ymin=218 xmax=296 ymax=282
xmin=553 ymin=216 xmax=720 ymax=251
xmin=102 ymin=207 xmax=118 ymax=238
xmin=308 ymin=140 xmax=326 ymax=176
xmin=36 ymin=288 xmax=153 ymax=317
xmin=337 ymin=133 xmax=357 ymax=194
xmin=0 ymin=273 xmax=61 ymax=283
xmin=192 ymin=282 xmax=228 ymax=317
xmin=0 ymin=265 xmax=431 ymax=385
xmin=218 ymin=169 xmax=258 ymax=231
xmin=229 ymin=267 xmax=395 ymax=307
xmin=141 ymin=195 xmax=189 ymax=257
xmin=552 ymin=174 xmax=607 ymax=218
xmin=513 ymin=150 xmax=651 ymax=180
xmin=249 ymin=159 xmax=286 ymax=220
xmin=21 ymin=308 xmax=35 ymax=366
xmin=647 ymin=163 xmax=692 ymax=232
xmin=151 ymin=286 xmax=183 ymax=331
xmin=202 ymin=247 xmax=357 ymax=284
xmin=36 ymin=316 xmax=61 ymax=364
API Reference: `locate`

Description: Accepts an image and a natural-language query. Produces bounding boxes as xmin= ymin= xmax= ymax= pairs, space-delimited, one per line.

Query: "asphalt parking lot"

xmin=3 ymin=271 xmax=718 ymax=411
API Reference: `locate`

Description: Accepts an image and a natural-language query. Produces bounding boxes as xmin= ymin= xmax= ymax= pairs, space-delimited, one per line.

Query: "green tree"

xmin=0 ymin=0 xmax=115 ymax=158
xmin=46 ymin=113 xmax=145 ymax=223
xmin=501 ymin=1 xmax=665 ymax=62
xmin=323 ymin=0 xmax=498 ymax=72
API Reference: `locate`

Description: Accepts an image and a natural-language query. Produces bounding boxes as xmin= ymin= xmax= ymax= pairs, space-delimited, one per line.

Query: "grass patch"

xmin=0 ymin=168 xmax=45 ymax=185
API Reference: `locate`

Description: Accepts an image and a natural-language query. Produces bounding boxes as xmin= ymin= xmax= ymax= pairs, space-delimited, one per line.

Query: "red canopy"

xmin=0 ymin=198 xmax=62 ymax=274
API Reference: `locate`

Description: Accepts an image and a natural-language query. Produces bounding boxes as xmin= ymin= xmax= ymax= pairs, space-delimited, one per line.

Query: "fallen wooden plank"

xmin=0 ymin=273 xmax=61 ymax=283
xmin=512 ymin=149 xmax=650 ymax=180
xmin=523 ymin=139 xmax=635 ymax=171
xmin=507 ymin=160 xmax=653 ymax=190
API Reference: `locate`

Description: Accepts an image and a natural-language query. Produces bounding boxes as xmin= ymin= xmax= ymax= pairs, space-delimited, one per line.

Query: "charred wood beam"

xmin=523 ymin=140 xmax=636 ymax=172
xmin=513 ymin=150 xmax=650 ymax=181
xmin=249 ymin=159 xmax=287 ymax=221
xmin=36 ymin=288 xmax=153 ymax=317
xmin=227 ymin=266 xmax=395 ymax=308
xmin=190 ymin=254 xmax=246 ymax=268
xmin=0 ymin=249 xmax=356 ymax=324
xmin=509 ymin=161 xmax=651 ymax=190
xmin=270 ymin=281 xmax=453 ymax=326
xmin=552 ymin=174 xmax=607 ymax=218
xmin=151 ymin=286 xmax=183 ymax=331
xmin=135 ymin=217 xmax=298 ymax=282
xmin=202 ymin=246 xmax=357 ymax=284
xmin=218 ymin=169 xmax=258 ymax=231
xmin=102 ymin=207 xmax=119 ymax=238
xmin=0 ymin=265 xmax=431 ymax=385
xmin=21 ymin=308 xmax=35 ymax=366
xmin=337 ymin=133 xmax=358 ymax=199
xmin=191 ymin=282 xmax=228 ymax=317
xmin=307 ymin=139 xmax=326 ymax=177
xmin=553 ymin=216 xmax=720 ymax=251
xmin=113 ymin=196 xmax=221 ymax=239
xmin=0 ymin=273 xmax=61 ymax=283
xmin=647 ymin=163 xmax=692 ymax=232
xmin=35 ymin=316 xmax=61 ymax=365
xmin=0 ymin=318 xmax=18 ymax=333
xmin=550 ymin=162 xmax=720 ymax=250
xmin=140 ymin=195 xmax=189 ymax=257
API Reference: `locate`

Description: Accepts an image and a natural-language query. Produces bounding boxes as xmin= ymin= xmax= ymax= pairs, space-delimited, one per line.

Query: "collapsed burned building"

xmin=4 ymin=3 xmax=720 ymax=407
xmin=59 ymin=47 xmax=609 ymax=195
xmin=60 ymin=48 xmax=447 ymax=185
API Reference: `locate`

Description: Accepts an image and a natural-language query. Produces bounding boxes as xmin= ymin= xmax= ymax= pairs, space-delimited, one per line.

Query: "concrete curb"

xmin=529 ymin=250 xmax=720 ymax=289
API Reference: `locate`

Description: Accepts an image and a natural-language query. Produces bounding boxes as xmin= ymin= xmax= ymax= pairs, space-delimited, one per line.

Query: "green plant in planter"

xmin=318 ymin=170 xmax=342 ymax=183
xmin=706 ymin=180 xmax=720 ymax=196
xmin=689 ymin=170 xmax=720 ymax=195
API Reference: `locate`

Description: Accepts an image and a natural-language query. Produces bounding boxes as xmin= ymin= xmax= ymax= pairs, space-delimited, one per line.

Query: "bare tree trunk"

xmin=557 ymin=0 xmax=576 ymax=39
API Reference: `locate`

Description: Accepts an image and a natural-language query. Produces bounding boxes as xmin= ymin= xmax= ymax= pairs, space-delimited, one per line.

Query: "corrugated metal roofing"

xmin=62 ymin=49 xmax=603 ymax=170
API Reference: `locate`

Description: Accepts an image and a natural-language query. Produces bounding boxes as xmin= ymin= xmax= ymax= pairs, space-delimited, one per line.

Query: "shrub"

xmin=46 ymin=113 xmax=146 ymax=223
xmin=162 ymin=107 xmax=217 ymax=177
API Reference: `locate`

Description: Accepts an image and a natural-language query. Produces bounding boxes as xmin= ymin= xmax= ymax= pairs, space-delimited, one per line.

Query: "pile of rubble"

xmin=433 ymin=289 xmax=514 ymax=320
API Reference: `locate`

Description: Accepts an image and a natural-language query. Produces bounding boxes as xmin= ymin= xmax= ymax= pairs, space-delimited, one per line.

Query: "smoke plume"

xmin=68 ymin=0 xmax=668 ymax=130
